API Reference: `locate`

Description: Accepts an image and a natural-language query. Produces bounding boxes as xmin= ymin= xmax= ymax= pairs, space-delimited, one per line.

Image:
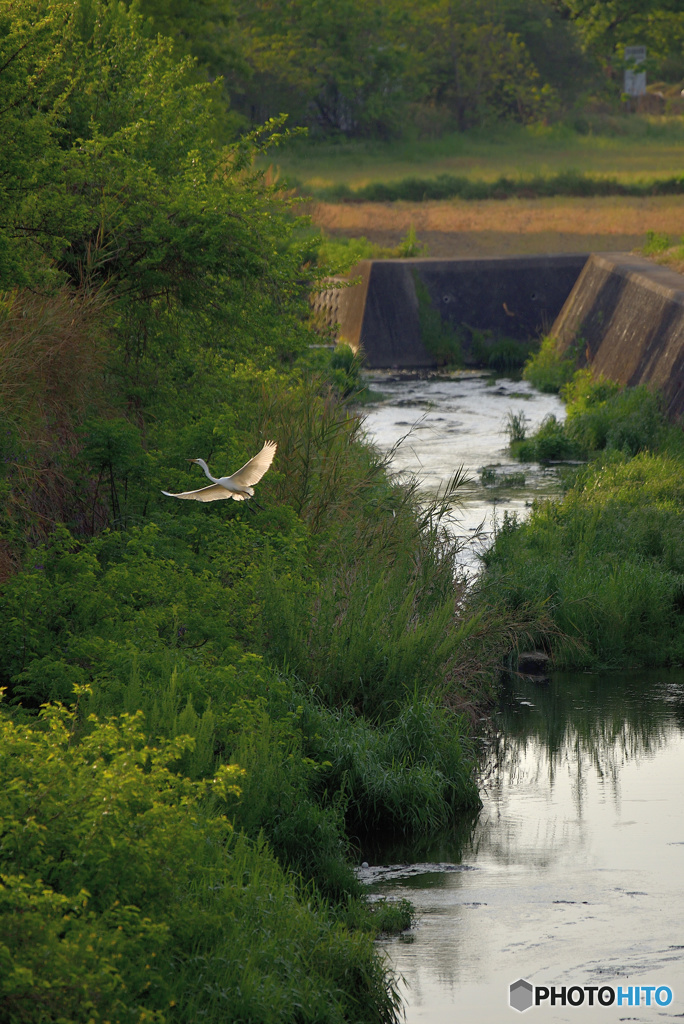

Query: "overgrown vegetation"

xmin=135 ymin=0 xmax=684 ymax=140
xmin=482 ymin=365 xmax=684 ymax=670
xmin=523 ymin=334 xmax=581 ymax=393
xmin=0 ymin=5 xmax=503 ymax=1020
xmin=307 ymin=170 xmax=684 ymax=204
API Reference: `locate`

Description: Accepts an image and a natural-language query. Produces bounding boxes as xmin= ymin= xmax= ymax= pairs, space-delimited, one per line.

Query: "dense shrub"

xmin=0 ymin=702 xmax=399 ymax=1024
xmin=484 ymin=373 xmax=684 ymax=668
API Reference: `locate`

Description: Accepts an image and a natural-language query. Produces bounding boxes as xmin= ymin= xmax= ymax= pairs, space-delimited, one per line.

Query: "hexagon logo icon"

xmin=510 ymin=978 xmax=534 ymax=1012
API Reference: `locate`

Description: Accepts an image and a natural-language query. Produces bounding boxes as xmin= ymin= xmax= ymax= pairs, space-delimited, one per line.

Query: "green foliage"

xmin=557 ymin=0 xmax=684 ymax=83
xmin=513 ymin=413 xmax=585 ymax=462
xmin=304 ymin=697 xmax=480 ymax=834
xmin=81 ymin=419 xmax=149 ymax=527
xmin=480 ymin=466 xmax=526 ymax=487
xmin=233 ymin=0 xmax=413 ymax=138
xmin=312 ymin=170 xmax=684 ymax=204
xmin=470 ymin=329 xmax=534 ymax=371
xmin=413 ymin=272 xmax=463 ymax=365
xmin=505 ymin=410 xmax=529 ymax=444
xmin=1 ymin=0 xmax=313 ymax=366
xmin=396 ymin=225 xmax=428 ymax=257
xmin=0 ymin=702 xmax=400 ymax=1024
xmin=314 ymin=225 xmax=428 ymax=271
xmin=513 ymin=374 xmax=667 ymax=463
xmin=230 ymin=0 xmax=558 ymax=137
xmin=0 ymin=5 xmax=496 ymax=1018
xmin=642 ymin=229 xmax=671 ymax=255
xmin=501 ymin=0 xmax=594 ymax=106
xmin=329 ymin=343 xmax=365 ymax=397
xmin=485 ymin=376 xmax=684 ymax=669
xmin=523 ymin=334 xmax=580 ymax=393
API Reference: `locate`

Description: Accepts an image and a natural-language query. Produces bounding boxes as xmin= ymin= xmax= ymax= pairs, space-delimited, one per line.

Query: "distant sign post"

xmin=624 ymin=46 xmax=647 ymax=97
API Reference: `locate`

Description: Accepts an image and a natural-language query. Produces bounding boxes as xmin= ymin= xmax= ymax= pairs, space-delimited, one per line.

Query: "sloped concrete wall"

xmin=553 ymin=253 xmax=684 ymax=420
xmin=329 ymin=255 xmax=587 ymax=369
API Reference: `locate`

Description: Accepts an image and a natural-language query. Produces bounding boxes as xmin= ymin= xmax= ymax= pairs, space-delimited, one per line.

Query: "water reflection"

xmin=370 ymin=671 xmax=684 ymax=1023
xmin=488 ymin=671 xmax=681 ymax=802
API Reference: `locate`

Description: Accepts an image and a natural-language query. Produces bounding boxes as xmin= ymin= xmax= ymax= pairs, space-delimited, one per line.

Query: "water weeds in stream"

xmin=361 ymin=371 xmax=567 ymax=573
xmin=360 ymin=375 xmax=684 ymax=1022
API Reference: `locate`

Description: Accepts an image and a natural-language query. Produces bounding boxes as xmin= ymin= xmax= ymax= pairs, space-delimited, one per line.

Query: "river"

xmin=360 ymin=373 xmax=684 ymax=1023
xmin=361 ymin=370 xmax=567 ymax=574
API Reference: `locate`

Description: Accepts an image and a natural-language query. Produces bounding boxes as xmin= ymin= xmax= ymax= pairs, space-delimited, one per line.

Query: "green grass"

xmin=481 ymin=373 xmax=684 ymax=670
xmin=523 ymin=334 xmax=581 ymax=393
xmin=266 ymin=118 xmax=684 ymax=194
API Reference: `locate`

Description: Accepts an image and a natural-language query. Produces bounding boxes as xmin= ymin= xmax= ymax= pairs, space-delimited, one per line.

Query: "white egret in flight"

xmin=163 ymin=441 xmax=277 ymax=503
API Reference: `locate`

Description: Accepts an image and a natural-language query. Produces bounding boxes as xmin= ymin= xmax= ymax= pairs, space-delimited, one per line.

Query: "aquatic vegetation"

xmin=504 ymin=409 xmax=529 ymax=444
xmin=484 ymin=373 xmax=684 ymax=668
xmin=480 ymin=466 xmax=526 ymax=487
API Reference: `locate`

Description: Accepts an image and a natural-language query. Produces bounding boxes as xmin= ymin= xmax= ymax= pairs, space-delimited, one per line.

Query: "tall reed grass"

xmin=484 ymin=373 xmax=684 ymax=668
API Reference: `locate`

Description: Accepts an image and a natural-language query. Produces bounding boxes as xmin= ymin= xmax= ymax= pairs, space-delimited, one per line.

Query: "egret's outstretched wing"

xmin=162 ymin=484 xmax=232 ymax=502
xmin=229 ymin=441 xmax=277 ymax=487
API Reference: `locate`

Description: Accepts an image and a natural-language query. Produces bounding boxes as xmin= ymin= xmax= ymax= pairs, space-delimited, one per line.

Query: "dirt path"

xmin=307 ymin=196 xmax=684 ymax=257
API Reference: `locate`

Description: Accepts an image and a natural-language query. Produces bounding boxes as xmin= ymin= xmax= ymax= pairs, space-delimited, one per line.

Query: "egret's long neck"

xmin=196 ymin=458 xmax=217 ymax=483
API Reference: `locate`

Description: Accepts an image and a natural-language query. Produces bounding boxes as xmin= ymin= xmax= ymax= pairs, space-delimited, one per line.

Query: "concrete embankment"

xmin=314 ymin=255 xmax=587 ymax=368
xmin=316 ymin=252 xmax=684 ymax=419
xmin=552 ymin=252 xmax=684 ymax=420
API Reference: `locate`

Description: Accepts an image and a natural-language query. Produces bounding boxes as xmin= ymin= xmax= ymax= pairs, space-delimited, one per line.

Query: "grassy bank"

xmin=481 ymin=367 xmax=684 ymax=670
xmin=0 ymin=7 xmax=506 ymax=1021
xmin=306 ymin=195 xmax=684 ymax=261
xmin=266 ymin=119 xmax=684 ymax=193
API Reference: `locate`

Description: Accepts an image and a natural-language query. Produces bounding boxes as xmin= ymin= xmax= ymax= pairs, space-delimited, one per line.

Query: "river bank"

xmin=0 ymin=9 xmax=502 ymax=1020
xmin=482 ymin=367 xmax=684 ymax=669
xmin=306 ymin=195 xmax=684 ymax=258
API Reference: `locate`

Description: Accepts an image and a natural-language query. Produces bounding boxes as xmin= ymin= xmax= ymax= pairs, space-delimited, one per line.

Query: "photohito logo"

xmin=509 ymin=979 xmax=674 ymax=1012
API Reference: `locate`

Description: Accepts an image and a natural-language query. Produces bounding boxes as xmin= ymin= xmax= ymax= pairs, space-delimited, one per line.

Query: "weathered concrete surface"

xmin=320 ymin=255 xmax=587 ymax=368
xmin=553 ymin=252 xmax=684 ymax=419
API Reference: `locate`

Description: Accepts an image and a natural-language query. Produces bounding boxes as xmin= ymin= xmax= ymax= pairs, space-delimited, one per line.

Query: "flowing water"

xmin=361 ymin=371 xmax=567 ymax=573
xmin=360 ymin=374 xmax=684 ymax=1022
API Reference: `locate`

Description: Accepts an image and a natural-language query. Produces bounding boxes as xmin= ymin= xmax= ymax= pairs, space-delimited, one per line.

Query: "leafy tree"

xmin=501 ymin=0 xmax=595 ymax=106
xmin=555 ymin=0 xmax=684 ymax=80
xmin=403 ymin=0 xmax=557 ymax=129
xmin=0 ymin=1 xmax=74 ymax=287
xmin=133 ymin=0 xmax=249 ymax=139
xmin=0 ymin=0 xmax=312 ymax=362
xmin=233 ymin=0 xmax=413 ymax=136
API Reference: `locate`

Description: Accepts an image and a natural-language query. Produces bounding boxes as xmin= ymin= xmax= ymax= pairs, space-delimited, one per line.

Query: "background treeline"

xmin=0 ymin=3 xmax=507 ymax=1021
xmin=134 ymin=0 xmax=684 ymax=139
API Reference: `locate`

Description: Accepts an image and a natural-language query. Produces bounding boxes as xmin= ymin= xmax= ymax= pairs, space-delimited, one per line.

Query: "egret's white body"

xmin=162 ymin=441 xmax=277 ymax=502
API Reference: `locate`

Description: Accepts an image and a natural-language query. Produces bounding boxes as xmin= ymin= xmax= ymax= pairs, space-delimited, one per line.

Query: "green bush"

xmin=303 ymin=697 xmax=480 ymax=834
xmin=0 ymin=701 xmax=400 ymax=1024
xmin=483 ymin=448 xmax=684 ymax=668
xmin=511 ymin=374 xmax=668 ymax=464
xmin=522 ymin=334 xmax=578 ymax=393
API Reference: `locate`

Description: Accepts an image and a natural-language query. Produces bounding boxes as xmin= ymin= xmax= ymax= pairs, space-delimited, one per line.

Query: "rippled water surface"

xmin=366 ymin=672 xmax=684 ymax=1023
xmin=360 ymin=375 xmax=684 ymax=1021
xmin=361 ymin=371 xmax=567 ymax=570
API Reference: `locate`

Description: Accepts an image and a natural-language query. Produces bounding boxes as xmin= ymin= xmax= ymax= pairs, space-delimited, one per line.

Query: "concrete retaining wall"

xmin=552 ymin=252 xmax=684 ymax=420
xmin=318 ymin=254 xmax=587 ymax=369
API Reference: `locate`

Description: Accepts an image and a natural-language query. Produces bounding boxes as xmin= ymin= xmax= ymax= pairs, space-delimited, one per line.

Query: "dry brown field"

xmin=307 ymin=195 xmax=684 ymax=258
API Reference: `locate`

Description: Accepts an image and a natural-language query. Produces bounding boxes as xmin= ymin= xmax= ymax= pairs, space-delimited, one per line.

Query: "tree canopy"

xmin=126 ymin=0 xmax=684 ymax=139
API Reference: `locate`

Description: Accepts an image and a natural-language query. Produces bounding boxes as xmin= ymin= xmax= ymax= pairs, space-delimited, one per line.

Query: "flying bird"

xmin=162 ymin=441 xmax=277 ymax=503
